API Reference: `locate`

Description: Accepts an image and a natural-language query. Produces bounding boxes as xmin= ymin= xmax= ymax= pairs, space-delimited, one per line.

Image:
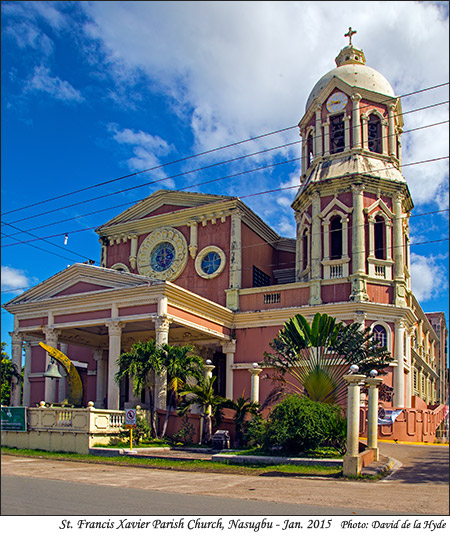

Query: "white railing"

xmin=330 ymin=264 xmax=343 ymax=279
xmin=26 ymin=403 xmax=125 ymax=434
xmin=374 ymin=264 xmax=386 ymax=278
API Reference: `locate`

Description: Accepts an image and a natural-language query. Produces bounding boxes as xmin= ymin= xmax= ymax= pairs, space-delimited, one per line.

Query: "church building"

xmin=4 ymin=33 xmax=448 ymax=428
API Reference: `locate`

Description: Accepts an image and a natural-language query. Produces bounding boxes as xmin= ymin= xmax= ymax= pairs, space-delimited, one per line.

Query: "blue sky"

xmin=1 ymin=1 xmax=449 ymax=355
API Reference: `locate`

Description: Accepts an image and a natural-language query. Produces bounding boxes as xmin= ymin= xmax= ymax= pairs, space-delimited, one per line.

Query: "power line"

xmin=3 ymin=116 xmax=449 ymax=238
xmin=2 ymin=125 xmax=298 ymax=216
xmin=3 ymin=81 xmax=448 ymax=217
xmin=2 ymin=153 xmax=448 ymax=250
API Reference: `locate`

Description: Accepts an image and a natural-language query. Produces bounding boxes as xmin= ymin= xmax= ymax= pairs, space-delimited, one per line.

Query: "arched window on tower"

xmin=330 ymin=114 xmax=345 ymax=154
xmin=372 ymin=324 xmax=388 ymax=348
xmin=330 ymin=216 xmax=343 ymax=259
xmin=368 ymin=114 xmax=382 ymax=154
xmin=374 ymin=215 xmax=385 ymax=259
xmin=307 ymin=132 xmax=314 ymax=167
xmin=302 ymin=228 xmax=309 ymax=271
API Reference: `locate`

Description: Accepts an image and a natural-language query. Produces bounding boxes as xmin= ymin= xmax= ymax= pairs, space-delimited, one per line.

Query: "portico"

xmin=6 ymin=264 xmax=234 ymax=410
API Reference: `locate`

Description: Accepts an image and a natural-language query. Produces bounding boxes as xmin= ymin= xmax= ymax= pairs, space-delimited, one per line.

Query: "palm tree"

xmin=159 ymin=343 xmax=204 ymax=438
xmin=178 ymin=376 xmax=226 ymax=445
xmin=115 ymin=340 xmax=164 ymax=437
xmin=222 ymin=393 xmax=259 ymax=448
xmin=264 ymin=312 xmax=391 ymax=405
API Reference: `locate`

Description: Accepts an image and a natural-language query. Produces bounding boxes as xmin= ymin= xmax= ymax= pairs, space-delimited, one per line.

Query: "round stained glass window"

xmin=194 ymin=245 xmax=226 ymax=279
xmin=201 ymin=251 xmax=221 ymax=275
xmin=150 ymin=241 xmax=176 ymax=272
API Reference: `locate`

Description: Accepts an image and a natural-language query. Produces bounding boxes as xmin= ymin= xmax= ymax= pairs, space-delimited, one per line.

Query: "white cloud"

xmin=1 ymin=266 xmax=32 ymax=292
xmin=410 ymin=253 xmax=448 ymax=302
xmin=25 ymin=65 xmax=84 ymax=102
xmin=108 ymin=124 xmax=176 ymax=187
xmin=80 ymin=1 xmax=448 ymax=211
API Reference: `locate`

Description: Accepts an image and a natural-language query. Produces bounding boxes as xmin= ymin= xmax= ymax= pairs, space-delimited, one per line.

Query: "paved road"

xmin=1 ymin=443 xmax=448 ymax=516
xmin=1 ymin=474 xmax=394 ymax=516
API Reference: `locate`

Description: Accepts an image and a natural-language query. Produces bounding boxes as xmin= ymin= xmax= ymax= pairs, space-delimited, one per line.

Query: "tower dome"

xmin=305 ymin=35 xmax=395 ymax=112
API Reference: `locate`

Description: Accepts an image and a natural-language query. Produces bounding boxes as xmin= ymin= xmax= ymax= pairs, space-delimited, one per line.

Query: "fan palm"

xmin=159 ymin=343 xmax=204 ymax=438
xmin=264 ymin=312 xmax=391 ymax=405
xmin=179 ymin=376 xmax=226 ymax=444
xmin=115 ymin=340 xmax=164 ymax=437
xmin=222 ymin=394 xmax=259 ymax=448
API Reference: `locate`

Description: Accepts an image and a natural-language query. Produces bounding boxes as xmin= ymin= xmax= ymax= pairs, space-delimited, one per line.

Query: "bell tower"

xmin=292 ymin=28 xmax=413 ymax=308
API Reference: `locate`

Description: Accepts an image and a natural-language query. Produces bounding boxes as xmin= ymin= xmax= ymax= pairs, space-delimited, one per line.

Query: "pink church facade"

xmin=4 ymin=39 xmax=448 ymax=439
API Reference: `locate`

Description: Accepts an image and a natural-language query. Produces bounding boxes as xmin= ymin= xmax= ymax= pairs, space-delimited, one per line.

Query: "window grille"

xmin=263 ymin=293 xmax=281 ymax=304
xmin=253 ymin=266 xmax=271 ymax=287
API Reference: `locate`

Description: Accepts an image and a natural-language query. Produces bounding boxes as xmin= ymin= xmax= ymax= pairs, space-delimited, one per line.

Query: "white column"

xmin=351 ymin=93 xmax=362 ymax=149
xmin=351 ymin=184 xmax=365 ymax=275
xmin=343 ymin=373 xmax=366 ymax=476
xmin=93 ymin=348 xmax=107 ymax=408
xmin=323 ymin=120 xmax=330 ymax=156
xmin=106 ymin=321 xmax=123 ymax=410
xmin=9 ymin=331 xmax=23 ymax=406
xmin=392 ymin=193 xmax=405 ymax=280
xmin=23 ymin=342 xmax=32 ymax=406
xmin=128 ymin=234 xmax=138 ymax=269
xmin=222 ymin=340 xmax=236 ymax=400
xmin=388 ymin=103 xmax=397 ymax=157
xmin=366 ymin=377 xmax=382 ymax=460
xmin=344 ymin=115 xmax=351 ymax=151
xmin=43 ymin=327 xmax=60 ymax=403
xmin=188 ymin=221 xmax=198 ymax=259
xmin=229 ymin=210 xmax=242 ymax=289
xmin=309 ymin=191 xmax=322 ymax=305
xmin=314 ymin=106 xmax=322 ymax=157
xmin=361 ymin=113 xmax=368 ymax=150
xmin=405 ymin=327 xmax=413 ymax=407
xmin=248 ymin=364 xmax=263 ymax=404
xmin=155 ymin=315 xmax=171 ymax=410
xmin=393 ymin=319 xmax=405 ymax=408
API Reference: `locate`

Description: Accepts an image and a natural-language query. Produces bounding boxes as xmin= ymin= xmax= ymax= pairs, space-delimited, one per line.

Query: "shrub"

xmin=262 ymin=394 xmax=346 ymax=455
xmin=243 ymin=414 xmax=267 ymax=448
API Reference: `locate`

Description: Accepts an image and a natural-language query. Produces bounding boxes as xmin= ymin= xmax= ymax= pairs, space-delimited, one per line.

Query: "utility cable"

xmin=3 ymin=81 xmax=448 ymax=217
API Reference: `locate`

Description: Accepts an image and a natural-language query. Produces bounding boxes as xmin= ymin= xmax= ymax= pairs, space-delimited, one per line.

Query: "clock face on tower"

xmin=326 ymin=91 xmax=348 ymax=113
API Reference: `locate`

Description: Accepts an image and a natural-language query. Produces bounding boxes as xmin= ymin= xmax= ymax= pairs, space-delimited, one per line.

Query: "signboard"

xmin=378 ymin=408 xmax=403 ymax=426
xmin=124 ymin=408 xmax=137 ymax=429
xmin=1 ymin=407 xmax=27 ymax=432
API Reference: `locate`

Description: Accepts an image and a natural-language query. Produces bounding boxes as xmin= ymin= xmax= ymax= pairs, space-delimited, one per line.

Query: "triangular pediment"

xmin=96 ymin=190 xmax=232 ymax=231
xmin=3 ymin=264 xmax=157 ymax=308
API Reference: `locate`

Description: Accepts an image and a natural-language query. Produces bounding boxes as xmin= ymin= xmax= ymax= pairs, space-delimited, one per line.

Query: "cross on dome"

xmin=344 ymin=27 xmax=357 ymax=46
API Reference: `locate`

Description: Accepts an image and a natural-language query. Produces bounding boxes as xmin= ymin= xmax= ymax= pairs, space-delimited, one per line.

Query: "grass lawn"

xmin=1 ymin=446 xmax=342 ymax=478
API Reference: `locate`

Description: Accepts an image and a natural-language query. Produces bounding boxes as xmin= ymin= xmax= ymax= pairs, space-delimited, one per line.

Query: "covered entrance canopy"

xmin=4 ymin=263 xmax=235 ymax=409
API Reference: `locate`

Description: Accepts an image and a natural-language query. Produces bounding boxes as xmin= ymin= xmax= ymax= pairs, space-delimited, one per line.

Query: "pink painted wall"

xmin=53 ymin=282 xmax=110 ymax=297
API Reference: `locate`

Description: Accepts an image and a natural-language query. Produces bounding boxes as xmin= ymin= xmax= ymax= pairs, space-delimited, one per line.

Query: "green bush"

xmin=262 ymin=394 xmax=346 ymax=455
xmin=243 ymin=414 xmax=266 ymax=448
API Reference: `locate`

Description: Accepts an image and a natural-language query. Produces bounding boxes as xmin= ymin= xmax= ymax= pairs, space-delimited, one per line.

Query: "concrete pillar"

xmin=323 ymin=120 xmax=330 ymax=156
xmin=393 ymin=319 xmax=406 ymax=408
xmin=343 ymin=373 xmax=366 ymax=476
xmin=314 ymin=106 xmax=322 ymax=157
xmin=229 ymin=210 xmax=242 ymax=290
xmin=366 ymin=376 xmax=383 ymax=460
xmin=393 ymin=193 xmax=405 ymax=280
xmin=155 ymin=314 xmax=171 ymax=410
xmin=128 ymin=234 xmax=138 ymax=269
xmin=204 ymin=360 xmax=215 ymax=379
xmin=351 ymin=184 xmax=365 ymax=275
xmin=43 ymin=327 xmax=60 ymax=403
xmin=222 ymin=340 xmax=236 ymax=400
xmin=93 ymin=348 xmax=107 ymax=408
xmin=23 ymin=342 xmax=32 ymax=407
xmin=248 ymin=363 xmax=263 ymax=404
xmin=106 ymin=321 xmax=123 ymax=410
xmin=351 ymin=93 xmax=362 ymax=149
xmin=9 ymin=331 xmax=23 ymax=406
xmin=309 ymin=191 xmax=322 ymax=305
xmin=388 ymin=103 xmax=397 ymax=157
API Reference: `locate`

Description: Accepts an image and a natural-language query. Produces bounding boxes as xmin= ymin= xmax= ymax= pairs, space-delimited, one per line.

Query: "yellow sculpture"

xmin=39 ymin=342 xmax=83 ymax=406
